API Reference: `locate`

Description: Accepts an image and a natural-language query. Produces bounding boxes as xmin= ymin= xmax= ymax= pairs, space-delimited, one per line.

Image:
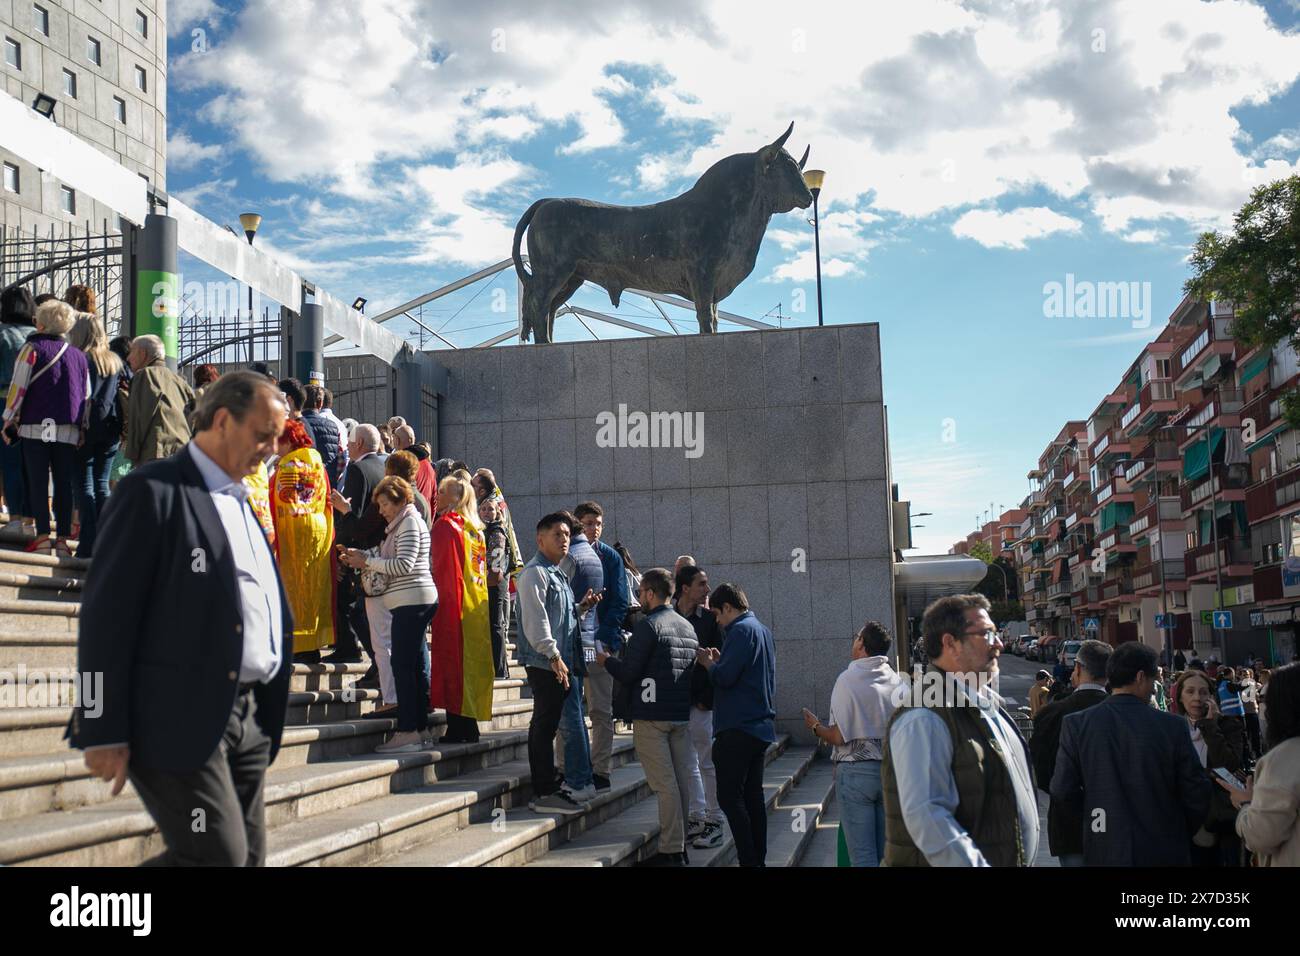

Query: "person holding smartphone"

xmin=1173 ymin=669 xmax=1246 ymax=866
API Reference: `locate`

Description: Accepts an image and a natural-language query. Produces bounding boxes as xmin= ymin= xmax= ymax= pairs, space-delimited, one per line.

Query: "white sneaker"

xmin=563 ymin=784 xmax=597 ymax=802
xmin=375 ymin=731 xmax=423 ymax=753
xmin=686 ymin=818 xmax=707 ymax=840
xmin=692 ymin=820 xmax=725 ymax=849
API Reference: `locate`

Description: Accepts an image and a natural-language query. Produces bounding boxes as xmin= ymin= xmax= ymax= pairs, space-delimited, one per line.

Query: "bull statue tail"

xmin=512 ymin=199 xmax=546 ymax=286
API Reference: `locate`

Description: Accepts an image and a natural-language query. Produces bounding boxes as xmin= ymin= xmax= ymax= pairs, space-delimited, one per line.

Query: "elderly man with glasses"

xmin=880 ymin=593 xmax=1039 ymax=867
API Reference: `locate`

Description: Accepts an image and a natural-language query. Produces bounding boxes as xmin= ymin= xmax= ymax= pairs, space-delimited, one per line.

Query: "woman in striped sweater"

xmin=340 ymin=476 xmax=438 ymax=753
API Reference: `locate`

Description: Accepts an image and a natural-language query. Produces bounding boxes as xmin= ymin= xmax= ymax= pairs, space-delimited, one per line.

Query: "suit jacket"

xmin=1030 ymin=687 xmax=1108 ymax=856
xmin=333 ymin=453 xmax=386 ymax=549
xmin=124 ymin=362 xmax=194 ymax=464
xmin=1051 ymin=694 xmax=1211 ymax=866
xmin=67 ymin=445 xmax=294 ymax=772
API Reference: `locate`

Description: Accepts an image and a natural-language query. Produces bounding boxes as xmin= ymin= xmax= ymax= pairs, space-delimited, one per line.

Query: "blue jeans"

xmin=390 ymin=603 xmax=435 ymax=733
xmin=836 ymin=760 xmax=886 ymax=867
xmin=0 ymin=437 xmax=26 ymax=518
xmin=74 ymin=439 xmax=118 ymax=557
xmin=559 ymin=668 xmax=594 ymax=791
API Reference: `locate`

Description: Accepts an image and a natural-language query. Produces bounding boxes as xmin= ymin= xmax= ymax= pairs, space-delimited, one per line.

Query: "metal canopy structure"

xmin=326 ymin=256 xmax=778 ymax=353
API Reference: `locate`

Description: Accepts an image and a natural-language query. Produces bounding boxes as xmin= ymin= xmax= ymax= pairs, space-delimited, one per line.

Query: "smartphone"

xmin=1213 ymin=767 xmax=1245 ymax=791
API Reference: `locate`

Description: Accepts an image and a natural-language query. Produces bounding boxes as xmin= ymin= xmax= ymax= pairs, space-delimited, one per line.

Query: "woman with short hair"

xmin=1 ymin=300 xmax=90 ymax=554
xmin=340 ymin=476 xmax=436 ymax=752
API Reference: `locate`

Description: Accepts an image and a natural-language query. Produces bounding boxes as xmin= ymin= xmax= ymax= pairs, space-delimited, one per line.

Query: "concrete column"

xmin=132 ymin=213 xmax=179 ymax=370
xmin=293 ymin=303 xmax=325 ymax=386
xmin=393 ymin=349 xmax=424 ymax=435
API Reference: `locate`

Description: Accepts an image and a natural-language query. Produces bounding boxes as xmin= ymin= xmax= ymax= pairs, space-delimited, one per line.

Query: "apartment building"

xmin=1005 ymin=296 xmax=1298 ymax=667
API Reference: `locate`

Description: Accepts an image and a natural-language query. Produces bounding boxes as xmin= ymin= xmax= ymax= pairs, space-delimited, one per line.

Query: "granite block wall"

xmin=435 ymin=323 xmax=894 ymax=741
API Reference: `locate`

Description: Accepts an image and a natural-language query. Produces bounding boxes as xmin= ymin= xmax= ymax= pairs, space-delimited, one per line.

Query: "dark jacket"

xmin=124 ymin=360 xmax=193 ymax=464
xmin=334 ymin=452 xmax=387 ymax=549
xmin=301 ymin=409 xmax=343 ymax=487
xmin=1051 ymin=694 xmax=1212 ymax=866
xmin=604 ymin=604 xmax=698 ymax=722
xmin=1030 ymin=686 xmax=1108 ymax=857
xmin=1192 ymin=714 xmax=1246 ymax=834
xmin=67 ymin=445 xmax=294 ymax=771
xmin=710 ymin=611 xmax=777 ymax=743
xmin=592 ymin=538 xmax=630 ymax=651
xmin=677 ymin=600 xmax=723 ymax=709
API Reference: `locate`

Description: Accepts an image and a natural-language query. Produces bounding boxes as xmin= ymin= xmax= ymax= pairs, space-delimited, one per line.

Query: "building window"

xmin=87 ymin=37 xmax=101 ymax=66
xmin=33 ymin=5 xmax=49 ymax=37
xmin=3 ymin=37 xmax=20 ymax=70
xmin=63 ymin=68 xmax=77 ymax=98
xmin=3 ymin=163 xmax=18 ymax=194
xmin=114 ymin=96 xmax=126 ymax=123
xmin=60 ymin=186 xmax=76 ymax=215
xmin=134 ymin=65 xmax=147 ymax=92
xmin=136 ymin=10 xmax=148 ymax=37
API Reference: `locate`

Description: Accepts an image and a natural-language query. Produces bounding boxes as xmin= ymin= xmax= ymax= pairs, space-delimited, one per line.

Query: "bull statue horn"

xmin=759 ymin=121 xmax=794 ymax=166
xmin=798 ymin=144 xmax=810 ymax=170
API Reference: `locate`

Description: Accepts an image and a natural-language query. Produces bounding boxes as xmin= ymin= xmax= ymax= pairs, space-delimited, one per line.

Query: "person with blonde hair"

xmin=1 ymin=300 xmax=90 ymax=553
xmin=429 ymin=474 xmax=494 ymax=744
xmin=66 ymin=312 xmax=125 ymax=557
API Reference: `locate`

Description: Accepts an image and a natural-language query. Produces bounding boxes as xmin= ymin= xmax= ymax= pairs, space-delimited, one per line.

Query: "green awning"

xmin=1240 ymin=351 xmax=1270 ymax=385
xmin=1182 ymin=427 xmax=1225 ymax=481
xmin=1199 ymin=510 xmax=1212 ymax=544
xmin=1098 ymin=501 xmax=1135 ymax=533
xmin=1246 ymin=423 xmax=1284 ymax=455
xmin=1126 ymin=366 xmax=1143 ymax=388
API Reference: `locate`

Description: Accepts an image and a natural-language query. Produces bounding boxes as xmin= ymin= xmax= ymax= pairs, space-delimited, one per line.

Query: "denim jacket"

xmin=515 ymin=552 xmax=583 ymax=674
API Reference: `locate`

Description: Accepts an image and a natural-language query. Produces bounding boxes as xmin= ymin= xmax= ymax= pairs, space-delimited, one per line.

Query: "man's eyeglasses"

xmin=962 ymin=627 xmax=1001 ymax=644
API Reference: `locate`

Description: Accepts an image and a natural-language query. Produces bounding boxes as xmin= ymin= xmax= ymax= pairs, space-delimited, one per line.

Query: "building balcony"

xmin=1184 ymin=539 xmax=1253 ymax=581
xmin=1121 ymin=379 xmax=1179 ymax=437
xmin=1094 ymin=475 xmax=1136 ymax=507
xmin=1047 ymin=580 xmax=1072 ymax=600
xmin=1239 ymin=387 xmax=1283 ymax=442
xmin=1127 ymin=496 xmax=1185 ymax=540
xmin=1174 ymin=312 xmax=1235 ymax=388
xmin=1095 ymin=527 xmax=1137 ymax=557
xmin=1099 ymin=574 xmax=1135 ymax=603
xmin=1181 ymin=463 xmax=1248 ymax=512
xmin=1246 ymin=463 xmax=1300 ymax=524
xmin=1176 ymin=389 xmax=1244 ymax=448
xmin=1132 ymin=559 xmax=1187 ymax=593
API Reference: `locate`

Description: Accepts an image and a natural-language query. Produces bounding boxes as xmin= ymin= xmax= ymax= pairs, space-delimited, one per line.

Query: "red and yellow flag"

xmin=429 ymin=511 xmax=494 ymax=720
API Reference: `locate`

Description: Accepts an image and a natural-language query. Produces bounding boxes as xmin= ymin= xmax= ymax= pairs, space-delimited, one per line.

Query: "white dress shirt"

xmin=189 ymin=443 xmax=283 ymax=684
xmin=889 ymin=671 xmax=1040 ymax=866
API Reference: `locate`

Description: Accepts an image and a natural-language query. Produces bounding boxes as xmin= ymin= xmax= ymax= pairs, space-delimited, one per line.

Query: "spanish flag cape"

xmin=270 ymin=447 xmax=336 ymax=654
xmin=429 ymin=510 xmax=494 ymax=720
xmin=242 ymin=460 xmax=276 ymax=550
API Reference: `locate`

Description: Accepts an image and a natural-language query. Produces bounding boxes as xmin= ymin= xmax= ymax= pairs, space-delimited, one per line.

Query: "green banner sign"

xmin=136 ymin=269 xmax=179 ymax=359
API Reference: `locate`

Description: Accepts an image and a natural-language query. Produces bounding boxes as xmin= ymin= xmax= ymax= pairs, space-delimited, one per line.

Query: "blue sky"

xmin=161 ymin=0 xmax=1300 ymax=554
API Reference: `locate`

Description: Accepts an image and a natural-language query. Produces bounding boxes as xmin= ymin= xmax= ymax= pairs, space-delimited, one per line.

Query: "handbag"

xmin=360 ymin=566 xmax=390 ymax=597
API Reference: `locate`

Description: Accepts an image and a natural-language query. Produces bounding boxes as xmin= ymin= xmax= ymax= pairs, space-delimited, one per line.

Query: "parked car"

xmin=1023 ymin=639 xmax=1040 ymax=661
xmin=1060 ymin=640 xmax=1084 ymax=668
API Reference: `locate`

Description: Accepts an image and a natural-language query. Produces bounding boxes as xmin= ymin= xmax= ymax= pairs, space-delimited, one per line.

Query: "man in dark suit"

xmin=70 ymin=371 xmax=293 ymax=866
xmin=1051 ymin=641 xmax=1211 ymax=866
xmin=324 ymin=423 xmax=387 ymax=667
xmin=1030 ymin=639 xmax=1111 ymax=866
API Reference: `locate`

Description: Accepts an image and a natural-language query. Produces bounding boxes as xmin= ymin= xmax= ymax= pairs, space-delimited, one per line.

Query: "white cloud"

xmin=168 ymin=0 xmax=222 ymax=38
xmin=167 ymin=130 xmax=223 ymax=171
xmin=951 ymin=206 xmax=1083 ymax=249
xmin=171 ymin=177 xmax=237 ymax=209
xmin=1121 ymin=228 xmax=1166 ymax=244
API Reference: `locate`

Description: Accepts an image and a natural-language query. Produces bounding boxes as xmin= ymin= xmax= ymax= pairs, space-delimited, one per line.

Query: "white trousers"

xmin=365 ymin=596 xmax=396 ymax=705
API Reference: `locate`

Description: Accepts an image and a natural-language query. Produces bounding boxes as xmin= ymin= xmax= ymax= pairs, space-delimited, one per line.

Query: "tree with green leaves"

xmin=1185 ymin=175 xmax=1300 ymax=350
xmin=968 ymin=540 xmax=993 ymax=565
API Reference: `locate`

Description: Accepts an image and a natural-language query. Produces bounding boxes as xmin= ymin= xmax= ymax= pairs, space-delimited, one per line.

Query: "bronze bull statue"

xmin=512 ymin=122 xmax=813 ymax=343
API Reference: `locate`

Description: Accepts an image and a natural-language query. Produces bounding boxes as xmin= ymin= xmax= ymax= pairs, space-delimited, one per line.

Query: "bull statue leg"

xmin=691 ymin=278 xmax=718 ymax=334
xmin=523 ymin=271 xmax=575 ymax=344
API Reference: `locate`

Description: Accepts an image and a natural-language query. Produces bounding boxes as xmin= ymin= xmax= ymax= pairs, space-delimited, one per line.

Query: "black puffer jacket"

xmin=605 ymin=605 xmax=698 ymax=721
xmin=301 ymin=409 xmax=342 ymax=486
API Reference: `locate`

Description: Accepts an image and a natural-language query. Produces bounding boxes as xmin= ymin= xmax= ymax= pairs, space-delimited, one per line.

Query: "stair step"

xmin=763 ymin=758 xmax=836 ymax=868
xmin=3 ymin=726 xmax=631 ymax=867
xmin=0 ymin=700 xmax=542 ymax=817
xmin=526 ymin=740 xmax=809 ymax=868
xmin=0 ymin=541 xmax=90 ymax=573
xmin=0 ymin=600 xmax=79 ymax=632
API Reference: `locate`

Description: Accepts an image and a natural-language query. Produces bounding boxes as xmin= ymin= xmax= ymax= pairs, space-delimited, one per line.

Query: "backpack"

xmin=86 ymin=367 xmax=123 ymax=444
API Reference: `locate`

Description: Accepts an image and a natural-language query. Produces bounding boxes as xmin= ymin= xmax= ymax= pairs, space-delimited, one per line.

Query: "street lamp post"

xmin=240 ymin=212 xmax=262 ymax=363
xmin=802 ymin=169 xmax=825 ymax=327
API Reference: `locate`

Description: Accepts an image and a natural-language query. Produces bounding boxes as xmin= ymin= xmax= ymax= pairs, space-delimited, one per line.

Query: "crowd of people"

xmin=799 ymin=593 xmax=1300 ymax=868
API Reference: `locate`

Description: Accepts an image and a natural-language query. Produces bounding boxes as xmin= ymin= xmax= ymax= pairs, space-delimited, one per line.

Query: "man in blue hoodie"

xmin=696 ymin=583 xmax=776 ymax=867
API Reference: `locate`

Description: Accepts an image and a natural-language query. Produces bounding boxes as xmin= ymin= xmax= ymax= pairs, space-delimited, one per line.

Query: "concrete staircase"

xmin=0 ymin=537 xmax=837 ymax=867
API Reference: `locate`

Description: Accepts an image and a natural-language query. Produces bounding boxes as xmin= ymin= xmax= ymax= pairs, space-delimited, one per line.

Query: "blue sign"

xmin=1212 ymin=610 xmax=1233 ymax=630
xmin=1083 ymin=617 xmax=1100 ymax=630
xmin=1154 ymin=613 xmax=1175 ymax=629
